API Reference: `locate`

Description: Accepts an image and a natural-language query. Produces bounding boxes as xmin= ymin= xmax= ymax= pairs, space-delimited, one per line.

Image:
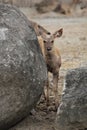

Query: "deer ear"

xmin=53 ymin=28 xmax=63 ymax=38
xmin=38 ymin=25 xmax=51 ymax=35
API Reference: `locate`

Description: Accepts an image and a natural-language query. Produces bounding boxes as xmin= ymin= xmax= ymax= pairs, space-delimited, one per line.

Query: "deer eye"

xmin=51 ymin=40 xmax=54 ymax=43
xmin=43 ymin=40 xmax=47 ymax=43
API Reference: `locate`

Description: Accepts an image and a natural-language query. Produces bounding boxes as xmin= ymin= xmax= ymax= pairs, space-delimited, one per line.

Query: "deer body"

xmin=44 ymin=44 xmax=61 ymax=108
xmin=45 ymin=47 xmax=61 ymax=74
xmin=45 ymin=48 xmax=61 ymax=89
xmin=41 ymin=28 xmax=63 ymax=108
xmin=30 ymin=20 xmax=63 ymax=108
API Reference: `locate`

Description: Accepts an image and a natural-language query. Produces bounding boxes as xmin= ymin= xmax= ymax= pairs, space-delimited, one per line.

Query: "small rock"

xmin=56 ymin=67 xmax=87 ymax=130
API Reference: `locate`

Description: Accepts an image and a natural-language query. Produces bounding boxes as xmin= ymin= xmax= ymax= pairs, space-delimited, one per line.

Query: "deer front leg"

xmin=53 ymin=72 xmax=59 ymax=109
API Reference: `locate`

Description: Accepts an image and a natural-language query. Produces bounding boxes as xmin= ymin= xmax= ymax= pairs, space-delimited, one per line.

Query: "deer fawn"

xmin=40 ymin=28 xmax=63 ymax=108
xmin=30 ymin=20 xmax=63 ymax=108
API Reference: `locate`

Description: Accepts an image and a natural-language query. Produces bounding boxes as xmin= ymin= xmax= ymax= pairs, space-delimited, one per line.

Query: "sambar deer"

xmin=40 ymin=28 xmax=63 ymax=109
xmin=30 ymin=20 xmax=63 ymax=109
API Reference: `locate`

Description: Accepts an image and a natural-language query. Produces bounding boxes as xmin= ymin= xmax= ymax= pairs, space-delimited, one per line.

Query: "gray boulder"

xmin=0 ymin=4 xmax=47 ymax=130
xmin=56 ymin=67 xmax=87 ymax=130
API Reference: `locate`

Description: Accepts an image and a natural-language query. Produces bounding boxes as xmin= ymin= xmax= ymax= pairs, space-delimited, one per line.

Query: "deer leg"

xmin=43 ymin=72 xmax=50 ymax=106
xmin=46 ymin=74 xmax=50 ymax=106
xmin=53 ymin=72 xmax=59 ymax=109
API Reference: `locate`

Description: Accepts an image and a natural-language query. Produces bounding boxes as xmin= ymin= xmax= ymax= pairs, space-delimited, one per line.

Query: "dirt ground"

xmin=9 ymin=8 xmax=87 ymax=130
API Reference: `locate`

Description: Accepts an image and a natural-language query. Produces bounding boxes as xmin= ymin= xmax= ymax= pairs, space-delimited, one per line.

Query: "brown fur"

xmin=37 ymin=36 xmax=45 ymax=58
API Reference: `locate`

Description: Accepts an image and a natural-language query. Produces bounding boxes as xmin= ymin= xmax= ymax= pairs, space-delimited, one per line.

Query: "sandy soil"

xmin=9 ymin=8 xmax=87 ymax=130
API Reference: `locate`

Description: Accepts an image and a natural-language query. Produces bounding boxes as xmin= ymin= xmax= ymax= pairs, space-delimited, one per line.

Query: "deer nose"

xmin=47 ymin=32 xmax=51 ymax=35
xmin=47 ymin=47 xmax=51 ymax=51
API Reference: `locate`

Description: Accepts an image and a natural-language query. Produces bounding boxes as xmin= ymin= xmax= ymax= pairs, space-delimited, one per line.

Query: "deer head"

xmin=41 ymin=28 xmax=63 ymax=51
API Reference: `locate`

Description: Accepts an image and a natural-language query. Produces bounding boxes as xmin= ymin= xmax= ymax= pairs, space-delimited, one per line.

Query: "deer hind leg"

xmin=44 ymin=73 xmax=50 ymax=106
xmin=53 ymin=72 xmax=59 ymax=109
xmin=46 ymin=76 xmax=50 ymax=106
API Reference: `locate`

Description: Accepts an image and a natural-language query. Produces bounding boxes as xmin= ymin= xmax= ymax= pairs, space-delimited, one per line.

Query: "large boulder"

xmin=0 ymin=4 xmax=47 ymax=130
xmin=56 ymin=67 xmax=87 ymax=130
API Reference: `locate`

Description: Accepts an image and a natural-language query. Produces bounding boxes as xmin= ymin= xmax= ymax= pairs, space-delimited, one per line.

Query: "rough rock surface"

xmin=56 ymin=67 xmax=87 ymax=130
xmin=0 ymin=4 xmax=47 ymax=130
